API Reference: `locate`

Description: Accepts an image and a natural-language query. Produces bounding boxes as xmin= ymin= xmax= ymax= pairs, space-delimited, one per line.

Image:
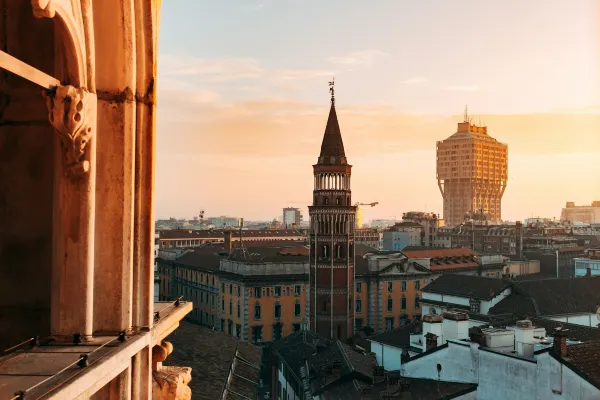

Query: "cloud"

xmin=156 ymin=87 xmax=600 ymax=160
xmin=400 ymin=77 xmax=428 ymax=85
xmin=443 ymin=85 xmax=481 ymax=92
xmin=158 ymin=55 xmax=264 ymax=82
xmin=327 ymin=50 xmax=390 ymax=69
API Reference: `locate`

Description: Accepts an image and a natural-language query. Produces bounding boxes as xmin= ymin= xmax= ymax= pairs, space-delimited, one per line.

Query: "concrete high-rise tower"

xmin=308 ymin=81 xmax=356 ymax=340
xmin=436 ymin=108 xmax=508 ymax=226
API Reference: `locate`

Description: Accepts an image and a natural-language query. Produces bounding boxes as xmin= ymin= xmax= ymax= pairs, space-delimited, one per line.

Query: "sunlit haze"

xmin=156 ymin=0 xmax=600 ymax=222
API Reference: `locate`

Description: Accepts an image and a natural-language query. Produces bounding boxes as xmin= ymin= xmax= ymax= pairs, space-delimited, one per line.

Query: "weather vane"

xmin=329 ymin=77 xmax=335 ymax=104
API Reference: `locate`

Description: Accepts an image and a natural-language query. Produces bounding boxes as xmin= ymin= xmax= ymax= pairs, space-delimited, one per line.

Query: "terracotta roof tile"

xmin=163 ymin=322 xmax=262 ymax=399
xmin=564 ymin=341 xmax=600 ymax=389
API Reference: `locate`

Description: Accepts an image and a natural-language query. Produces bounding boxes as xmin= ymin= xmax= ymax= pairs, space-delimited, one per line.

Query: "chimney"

xmin=552 ymin=329 xmax=568 ymax=358
xmin=514 ymin=319 xmax=535 ymax=358
xmin=442 ymin=311 xmax=470 ymax=342
xmin=224 ymin=231 xmax=232 ymax=253
xmin=425 ymin=332 xmax=438 ymax=351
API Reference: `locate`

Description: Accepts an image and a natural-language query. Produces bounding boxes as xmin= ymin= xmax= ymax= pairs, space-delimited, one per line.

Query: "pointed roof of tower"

xmin=317 ymin=80 xmax=348 ymax=165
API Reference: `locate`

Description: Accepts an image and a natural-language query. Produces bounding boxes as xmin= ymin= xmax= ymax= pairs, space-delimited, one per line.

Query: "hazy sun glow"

xmin=156 ymin=0 xmax=600 ymax=222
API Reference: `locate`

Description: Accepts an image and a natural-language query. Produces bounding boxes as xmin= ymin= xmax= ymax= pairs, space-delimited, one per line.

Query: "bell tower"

xmin=308 ymin=79 xmax=356 ymax=340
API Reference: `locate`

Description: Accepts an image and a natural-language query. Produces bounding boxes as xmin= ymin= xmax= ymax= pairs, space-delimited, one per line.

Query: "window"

xmin=254 ymin=303 xmax=261 ymax=319
xmin=469 ymin=298 xmax=480 ymax=313
xmin=355 ymin=318 xmax=363 ymax=331
xmin=221 ymin=298 xmax=225 ymax=311
xmin=212 ymin=295 xmax=215 ymax=306
xmin=415 ymin=296 xmax=420 ymax=309
xmin=220 ymin=319 xmax=225 ymax=332
xmin=229 ymin=300 xmax=232 ymax=315
xmin=274 ymin=303 xmax=282 ymax=319
xmin=324 ymin=197 xmax=329 ymax=205
xmin=228 ymin=319 xmax=233 ymax=335
xmin=387 ymin=282 xmax=393 ymax=292
xmin=293 ymin=323 xmax=301 ymax=332
xmin=323 ymin=245 xmax=329 ymax=258
xmin=401 ymin=296 xmax=407 ymax=310
xmin=236 ymin=324 xmax=241 ymax=338
xmin=401 ymin=281 xmax=407 ymax=291
xmin=336 ymin=245 xmax=342 ymax=258
xmin=237 ymin=286 xmax=241 ymax=297
xmin=385 ymin=317 xmax=394 ymax=331
xmin=273 ymin=323 xmax=283 ymax=341
xmin=252 ymin=326 xmax=263 ymax=343
xmin=414 ymin=280 xmax=421 ymax=290
xmin=274 ymin=286 xmax=282 ymax=297
xmin=336 ymin=197 xmax=340 ymax=205
xmin=387 ymin=296 xmax=393 ymax=312
xmin=229 ymin=284 xmax=233 ymax=294
xmin=237 ymin=302 xmax=240 ymax=318
xmin=254 ymin=287 xmax=261 ymax=298
xmin=294 ymin=302 xmax=301 ymax=317
xmin=356 ymin=282 xmax=362 ymax=293
xmin=294 ymin=285 xmax=301 ymax=296
xmin=356 ymin=299 xmax=362 ymax=313
xmin=221 ymin=282 xmax=225 ymax=292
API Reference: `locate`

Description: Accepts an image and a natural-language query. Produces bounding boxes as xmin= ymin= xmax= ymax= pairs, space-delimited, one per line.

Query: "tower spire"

xmin=464 ymin=104 xmax=468 ymax=123
xmin=329 ymin=77 xmax=335 ymax=106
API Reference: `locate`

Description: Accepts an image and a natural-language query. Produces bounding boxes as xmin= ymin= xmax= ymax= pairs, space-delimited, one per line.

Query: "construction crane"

xmin=355 ymin=202 xmax=379 ymax=208
xmin=355 ymin=202 xmax=379 ymax=229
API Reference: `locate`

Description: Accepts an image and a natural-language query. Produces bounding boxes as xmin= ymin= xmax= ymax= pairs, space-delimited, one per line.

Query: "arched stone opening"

xmin=0 ymin=0 xmax=83 ymax=351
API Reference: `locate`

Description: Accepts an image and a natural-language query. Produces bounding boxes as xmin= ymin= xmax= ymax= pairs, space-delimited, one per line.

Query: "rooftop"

xmin=163 ymin=321 xmax=262 ymax=399
xmin=367 ymin=327 xmax=411 ymax=349
xmin=561 ymin=340 xmax=600 ymax=390
xmin=489 ymin=276 xmax=600 ymax=316
xmin=159 ymin=229 xmax=305 ymax=240
xmin=422 ymin=274 xmax=512 ymax=300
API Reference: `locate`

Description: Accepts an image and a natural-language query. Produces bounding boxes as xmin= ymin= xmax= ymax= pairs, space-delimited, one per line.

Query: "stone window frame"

xmin=254 ymin=302 xmax=261 ymax=320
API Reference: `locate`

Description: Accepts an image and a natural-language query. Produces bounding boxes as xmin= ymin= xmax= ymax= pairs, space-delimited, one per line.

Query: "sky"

xmin=155 ymin=0 xmax=600 ymax=223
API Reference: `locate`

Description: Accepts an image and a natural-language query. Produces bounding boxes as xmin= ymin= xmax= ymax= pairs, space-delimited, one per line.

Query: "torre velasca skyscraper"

xmin=436 ymin=109 xmax=508 ymax=226
xmin=308 ymin=81 xmax=357 ymax=340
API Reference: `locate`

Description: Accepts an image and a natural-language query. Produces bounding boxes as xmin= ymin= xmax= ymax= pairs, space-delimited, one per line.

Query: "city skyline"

xmin=155 ymin=0 xmax=599 ymax=222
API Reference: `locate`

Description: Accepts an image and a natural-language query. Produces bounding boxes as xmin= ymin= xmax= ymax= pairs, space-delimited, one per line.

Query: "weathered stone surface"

xmin=152 ymin=366 xmax=192 ymax=400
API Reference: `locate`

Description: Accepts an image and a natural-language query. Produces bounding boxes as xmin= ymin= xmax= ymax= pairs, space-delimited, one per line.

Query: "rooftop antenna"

xmin=238 ymin=218 xmax=249 ymax=260
xmin=329 ymin=77 xmax=335 ymax=105
xmin=463 ymin=104 xmax=468 ymax=122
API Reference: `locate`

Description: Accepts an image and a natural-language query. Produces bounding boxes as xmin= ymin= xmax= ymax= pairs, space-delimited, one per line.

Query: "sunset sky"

xmin=155 ymin=0 xmax=600 ymax=223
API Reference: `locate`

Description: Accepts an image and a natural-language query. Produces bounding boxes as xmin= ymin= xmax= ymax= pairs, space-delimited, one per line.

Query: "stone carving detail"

xmin=45 ymin=86 xmax=96 ymax=178
xmin=31 ymin=0 xmax=56 ymax=18
xmin=152 ymin=366 xmax=192 ymax=400
xmin=151 ymin=341 xmax=192 ymax=400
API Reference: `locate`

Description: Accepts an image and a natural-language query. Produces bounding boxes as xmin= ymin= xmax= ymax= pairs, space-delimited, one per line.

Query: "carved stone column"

xmin=151 ymin=341 xmax=192 ymax=400
xmin=46 ymin=85 xmax=97 ymax=341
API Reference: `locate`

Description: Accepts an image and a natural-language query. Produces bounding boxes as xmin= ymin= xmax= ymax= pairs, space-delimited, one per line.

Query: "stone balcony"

xmin=0 ymin=301 xmax=192 ymax=400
